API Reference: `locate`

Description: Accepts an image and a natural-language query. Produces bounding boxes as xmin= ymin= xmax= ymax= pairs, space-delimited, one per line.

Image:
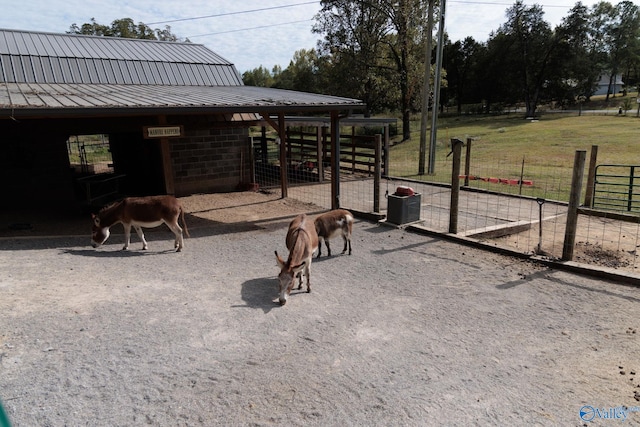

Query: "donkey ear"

xmin=292 ymin=261 xmax=306 ymax=273
xmin=275 ymin=251 xmax=285 ymax=268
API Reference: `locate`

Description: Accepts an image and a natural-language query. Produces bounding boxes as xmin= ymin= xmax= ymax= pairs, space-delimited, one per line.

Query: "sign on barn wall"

xmin=143 ymin=126 xmax=183 ymax=139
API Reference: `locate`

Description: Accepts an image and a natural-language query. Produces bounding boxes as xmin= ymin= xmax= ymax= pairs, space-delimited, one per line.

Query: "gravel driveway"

xmin=1 ymin=209 xmax=639 ymax=426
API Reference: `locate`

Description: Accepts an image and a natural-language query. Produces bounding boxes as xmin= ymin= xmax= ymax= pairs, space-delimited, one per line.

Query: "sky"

xmin=0 ymin=0 xmax=632 ymax=73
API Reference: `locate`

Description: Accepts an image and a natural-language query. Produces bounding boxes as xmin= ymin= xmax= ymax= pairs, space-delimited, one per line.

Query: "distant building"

xmin=593 ymin=74 xmax=624 ymax=96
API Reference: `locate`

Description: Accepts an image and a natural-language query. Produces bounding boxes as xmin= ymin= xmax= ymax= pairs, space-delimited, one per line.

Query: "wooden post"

xmin=383 ymin=125 xmax=390 ymax=177
xmin=584 ymin=145 xmax=598 ymax=208
xmin=464 ymin=137 xmax=472 ymax=186
xmin=351 ymin=126 xmax=356 ymax=174
xmin=260 ymin=126 xmax=268 ymax=164
xmin=248 ymin=136 xmax=256 ymax=184
xmin=260 ymin=112 xmax=288 ymax=198
xmin=331 ymin=111 xmax=340 ymax=209
xmin=316 ymin=126 xmax=323 ymax=183
xmin=278 ymin=113 xmax=288 ymax=198
xmin=157 ymin=115 xmax=175 ymax=195
xmin=562 ymin=150 xmax=587 ymax=261
xmin=449 ymin=138 xmax=463 ymax=234
xmin=374 ymin=134 xmax=382 ymax=213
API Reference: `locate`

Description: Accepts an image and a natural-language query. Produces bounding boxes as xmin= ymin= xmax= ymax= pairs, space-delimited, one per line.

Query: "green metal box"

xmin=387 ymin=193 xmax=421 ymax=225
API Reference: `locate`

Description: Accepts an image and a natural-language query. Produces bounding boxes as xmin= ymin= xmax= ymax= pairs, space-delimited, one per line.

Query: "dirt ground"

xmin=1 ymin=192 xmax=640 ymax=426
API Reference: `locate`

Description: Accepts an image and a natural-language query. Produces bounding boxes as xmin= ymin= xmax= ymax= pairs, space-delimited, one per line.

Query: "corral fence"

xmin=251 ymin=117 xmax=393 ymax=192
xmin=253 ymin=127 xmax=640 ymax=274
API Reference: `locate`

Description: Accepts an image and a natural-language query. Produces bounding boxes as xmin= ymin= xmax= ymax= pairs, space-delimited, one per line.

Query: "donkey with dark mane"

xmin=275 ymin=214 xmax=318 ymax=305
xmin=91 ymin=195 xmax=189 ymax=252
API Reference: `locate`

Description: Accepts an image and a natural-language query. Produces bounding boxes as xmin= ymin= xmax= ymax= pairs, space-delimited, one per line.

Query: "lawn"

xmin=388 ymin=110 xmax=640 ymax=202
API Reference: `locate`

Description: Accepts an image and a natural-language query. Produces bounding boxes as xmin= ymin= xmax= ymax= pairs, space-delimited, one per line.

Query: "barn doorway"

xmin=67 ymin=134 xmax=114 ymax=175
xmin=67 ymin=134 xmax=125 ymax=209
xmin=109 ymin=132 xmax=165 ymax=197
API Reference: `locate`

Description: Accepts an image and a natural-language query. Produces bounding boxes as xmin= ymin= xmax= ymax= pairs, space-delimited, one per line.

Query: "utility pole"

xmin=418 ymin=0 xmax=435 ymax=176
xmin=428 ymin=0 xmax=446 ymax=174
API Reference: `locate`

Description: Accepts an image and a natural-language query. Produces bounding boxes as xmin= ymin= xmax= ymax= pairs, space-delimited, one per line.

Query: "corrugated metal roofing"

xmin=0 ymin=28 xmax=242 ymax=86
xmin=0 ymin=83 xmax=363 ymax=116
xmin=0 ymin=28 xmax=364 ymax=117
xmin=0 ymin=29 xmax=232 ymax=64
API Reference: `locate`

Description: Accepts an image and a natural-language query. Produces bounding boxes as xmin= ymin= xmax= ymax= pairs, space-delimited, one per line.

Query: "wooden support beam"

xmin=260 ymin=112 xmax=288 ymax=198
xmin=157 ymin=115 xmax=175 ymax=195
xmin=331 ymin=111 xmax=340 ymax=209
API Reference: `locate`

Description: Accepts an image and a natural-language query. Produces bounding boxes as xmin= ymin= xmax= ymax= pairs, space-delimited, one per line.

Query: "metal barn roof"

xmin=0 ymin=29 xmax=363 ymax=117
xmin=0 ymin=29 xmax=242 ymax=86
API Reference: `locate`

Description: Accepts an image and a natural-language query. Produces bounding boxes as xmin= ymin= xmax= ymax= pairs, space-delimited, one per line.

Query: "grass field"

xmin=388 ymin=104 xmax=640 ymax=202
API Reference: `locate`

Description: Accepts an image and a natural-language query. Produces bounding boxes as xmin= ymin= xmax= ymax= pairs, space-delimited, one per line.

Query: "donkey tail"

xmin=180 ymin=206 xmax=190 ymax=238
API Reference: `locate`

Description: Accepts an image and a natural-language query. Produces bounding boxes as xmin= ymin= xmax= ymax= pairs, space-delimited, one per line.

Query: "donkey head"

xmin=275 ymin=251 xmax=306 ymax=305
xmin=90 ymin=213 xmax=110 ymax=248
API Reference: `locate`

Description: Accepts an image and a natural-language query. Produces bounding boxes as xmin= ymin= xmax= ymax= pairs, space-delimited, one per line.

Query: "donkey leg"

xmin=167 ymin=222 xmax=184 ymax=252
xmin=341 ymin=234 xmax=348 ymax=254
xmin=122 ymin=224 xmax=132 ymax=250
xmin=133 ymin=225 xmax=148 ymax=250
xmin=304 ymin=263 xmax=312 ymax=293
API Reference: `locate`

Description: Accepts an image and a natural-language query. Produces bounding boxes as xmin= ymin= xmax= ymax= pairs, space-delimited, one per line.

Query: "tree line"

xmin=243 ymin=0 xmax=640 ymax=139
xmin=68 ymin=17 xmax=187 ymax=42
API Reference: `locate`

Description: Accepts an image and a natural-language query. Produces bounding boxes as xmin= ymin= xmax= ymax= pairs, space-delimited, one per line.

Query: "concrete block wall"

xmin=171 ymin=126 xmax=250 ymax=196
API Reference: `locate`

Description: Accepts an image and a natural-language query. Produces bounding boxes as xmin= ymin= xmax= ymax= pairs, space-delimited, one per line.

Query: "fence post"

xmin=584 ymin=145 xmax=598 ymax=207
xmin=383 ymin=125 xmax=390 ymax=177
xmin=331 ymin=111 xmax=340 ymax=209
xmin=316 ymin=126 xmax=323 ymax=183
xmin=464 ymin=137 xmax=472 ymax=186
xmin=628 ymin=166 xmax=635 ymax=212
xmin=562 ymin=150 xmax=586 ymax=261
xmin=248 ymin=136 xmax=256 ymax=185
xmin=449 ymin=138 xmax=463 ymax=234
xmin=374 ymin=134 xmax=381 ymax=213
xmin=260 ymin=126 xmax=268 ymax=164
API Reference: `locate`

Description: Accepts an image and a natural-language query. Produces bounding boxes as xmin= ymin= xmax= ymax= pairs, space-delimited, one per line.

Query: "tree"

xmin=314 ymin=0 xmax=390 ymax=117
xmin=68 ymin=18 xmax=185 ymax=42
xmin=242 ymin=66 xmax=275 ymax=87
xmin=314 ymin=0 xmax=428 ymax=140
xmin=605 ymin=1 xmax=640 ymax=98
xmin=442 ymin=36 xmax=484 ymax=113
xmin=587 ymin=1 xmax=640 ymax=100
xmin=273 ymin=49 xmax=322 ymax=93
xmin=491 ymin=1 xmax=559 ymax=117
xmin=555 ymin=2 xmax=600 ymax=102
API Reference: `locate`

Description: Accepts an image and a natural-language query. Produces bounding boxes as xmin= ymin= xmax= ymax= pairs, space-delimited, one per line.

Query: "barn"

xmin=0 ymin=28 xmax=365 ymax=211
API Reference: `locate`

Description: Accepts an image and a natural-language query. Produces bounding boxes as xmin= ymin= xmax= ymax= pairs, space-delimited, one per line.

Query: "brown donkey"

xmin=91 ymin=195 xmax=189 ymax=251
xmin=314 ymin=209 xmax=354 ymax=258
xmin=275 ymin=214 xmax=319 ymax=305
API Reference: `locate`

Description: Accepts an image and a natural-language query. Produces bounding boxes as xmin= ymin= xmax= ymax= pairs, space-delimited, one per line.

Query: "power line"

xmin=187 ymin=19 xmax=313 ymax=38
xmin=158 ymin=0 xmax=575 ymax=39
xmin=450 ymin=0 xmax=573 ymax=8
xmin=148 ymin=1 xmax=318 ymax=25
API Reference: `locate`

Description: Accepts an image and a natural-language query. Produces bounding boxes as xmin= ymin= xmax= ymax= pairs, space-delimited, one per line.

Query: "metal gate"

xmin=592 ymin=164 xmax=640 ymax=213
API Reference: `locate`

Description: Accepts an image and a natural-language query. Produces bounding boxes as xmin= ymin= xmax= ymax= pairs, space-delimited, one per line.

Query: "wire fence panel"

xmin=263 ymin=132 xmax=640 ymax=274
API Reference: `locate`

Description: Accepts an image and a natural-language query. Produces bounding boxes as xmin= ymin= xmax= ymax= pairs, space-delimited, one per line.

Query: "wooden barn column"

xmin=261 ymin=111 xmax=289 ymax=198
xmin=158 ymin=115 xmax=175 ymax=195
xmin=331 ymin=111 xmax=340 ymax=209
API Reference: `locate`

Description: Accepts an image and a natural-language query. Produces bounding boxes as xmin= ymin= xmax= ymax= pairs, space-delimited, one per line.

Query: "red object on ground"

xmin=395 ymin=186 xmax=415 ymax=196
